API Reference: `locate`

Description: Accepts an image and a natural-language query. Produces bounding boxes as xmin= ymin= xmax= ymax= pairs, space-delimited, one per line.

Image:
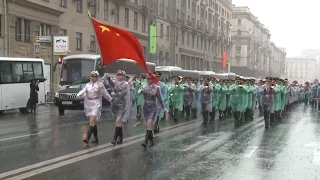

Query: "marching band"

xmin=79 ymin=69 xmax=311 ymax=149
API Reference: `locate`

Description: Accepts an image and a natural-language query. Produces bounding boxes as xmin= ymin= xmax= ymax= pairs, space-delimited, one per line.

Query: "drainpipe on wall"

xmin=3 ymin=0 xmax=8 ymax=56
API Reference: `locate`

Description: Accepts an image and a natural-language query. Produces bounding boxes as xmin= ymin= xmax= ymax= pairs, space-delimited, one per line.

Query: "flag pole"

xmin=87 ymin=10 xmax=91 ymax=18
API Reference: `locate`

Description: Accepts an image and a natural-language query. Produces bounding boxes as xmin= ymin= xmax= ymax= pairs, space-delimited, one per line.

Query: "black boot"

xmin=148 ymin=130 xmax=153 ymax=147
xmin=117 ymin=127 xmax=123 ymax=144
xmin=111 ymin=127 xmax=119 ymax=145
xmin=154 ymin=116 xmax=160 ymax=134
xmin=173 ymin=109 xmax=178 ymax=123
xmin=210 ymin=108 xmax=215 ymax=122
xmin=218 ymin=110 xmax=223 ymax=119
xmin=91 ymin=125 xmax=99 ymax=144
xmin=83 ymin=126 xmax=93 ymax=144
xmin=270 ymin=113 xmax=275 ymax=124
xmin=192 ymin=108 xmax=197 ymax=118
xmin=141 ymin=131 xmax=148 ymax=149
xmin=202 ymin=111 xmax=208 ymax=124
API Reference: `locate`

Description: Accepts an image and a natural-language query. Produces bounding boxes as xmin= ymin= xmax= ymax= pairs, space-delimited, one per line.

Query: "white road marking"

xmin=313 ymin=149 xmax=320 ymax=165
xmin=303 ymin=141 xmax=320 ymax=148
xmin=0 ymin=132 xmax=46 ymax=142
xmin=0 ymin=119 xmax=200 ymax=179
xmin=4 ymin=121 xmax=200 ymax=180
xmin=198 ymin=136 xmax=214 ymax=139
xmin=243 ymin=146 xmax=259 ymax=158
xmin=183 ymin=139 xmax=211 ymax=151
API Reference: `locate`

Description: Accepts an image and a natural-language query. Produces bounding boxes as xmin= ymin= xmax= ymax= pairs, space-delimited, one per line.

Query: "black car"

xmin=54 ymin=77 xmax=111 ymax=115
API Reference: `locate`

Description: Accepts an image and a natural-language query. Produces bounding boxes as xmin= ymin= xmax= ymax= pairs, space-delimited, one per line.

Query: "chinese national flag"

xmin=90 ymin=18 xmax=157 ymax=83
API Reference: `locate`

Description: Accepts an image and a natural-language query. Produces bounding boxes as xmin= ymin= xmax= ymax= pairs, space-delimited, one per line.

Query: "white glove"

xmin=138 ymin=89 xmax=142 ymax=94
xmin=111 ymin=92 xmax=115 ymax=96
xmin=165 ymin=108 xmax=169 ymax=112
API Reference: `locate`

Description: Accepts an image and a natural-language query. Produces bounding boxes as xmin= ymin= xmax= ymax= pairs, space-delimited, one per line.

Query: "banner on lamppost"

xmin=222 ymin=52 xmax=227 ymax=69
xmin=149 ymin=24 xmax=157 ymax=54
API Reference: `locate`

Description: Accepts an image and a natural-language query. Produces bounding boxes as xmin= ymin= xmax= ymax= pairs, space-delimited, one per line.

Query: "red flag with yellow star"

xmin=90 ymin=18 xmax=157 ymax=83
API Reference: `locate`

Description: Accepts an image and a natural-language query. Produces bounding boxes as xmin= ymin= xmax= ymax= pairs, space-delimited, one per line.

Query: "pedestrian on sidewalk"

xmin=77 ymin=71 xmax=112 ymax=147
xmin=29 ymin=79 xmax=39 ymax=115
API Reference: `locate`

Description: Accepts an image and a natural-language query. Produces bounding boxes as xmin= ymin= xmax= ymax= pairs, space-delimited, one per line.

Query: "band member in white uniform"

xmin=107 ymin=70 xmax=131 ymax=145
xmin=138 ymin=74 xmax=165 ymax=149
xmin=77 ymin=71 xmax=112 ymax=147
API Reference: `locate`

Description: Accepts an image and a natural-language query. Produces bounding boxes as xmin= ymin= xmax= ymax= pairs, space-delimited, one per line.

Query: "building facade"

xmin=301 ymin=49 xmax=320 ymax=77
xmin=286 ymin=57 xmax=318 ymax=84
xmin=0 ymin=0 xmax=233 ymax=87
xmin=230 ymin=6 xmax=286 ymax=78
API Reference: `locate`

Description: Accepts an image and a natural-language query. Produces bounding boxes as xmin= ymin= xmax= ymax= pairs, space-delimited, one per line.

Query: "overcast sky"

xmin=232 ymin=0 xmax=320 ymax=57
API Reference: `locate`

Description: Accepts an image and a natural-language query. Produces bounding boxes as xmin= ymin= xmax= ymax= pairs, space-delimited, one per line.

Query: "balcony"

xmin=205 ymin=29 xmax=210 ymax=35
xmin=141 ymin=6 xmax=148 ymax=16
xmin=176 ymin=18 xmax=181 ymax=24
xmin=110 ymin=0 xmax=127 ymax=4
xmin=187 ymin=21 xmax=193 ymax=27
xmin=197 ymin=25 xmax=203 ymax=31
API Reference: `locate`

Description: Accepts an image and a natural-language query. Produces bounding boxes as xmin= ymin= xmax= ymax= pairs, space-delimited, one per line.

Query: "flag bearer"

xmin=77 ymin=71 xmax=112 ymax=147
xmin=138 ymin=74 xmax=165 ymax=149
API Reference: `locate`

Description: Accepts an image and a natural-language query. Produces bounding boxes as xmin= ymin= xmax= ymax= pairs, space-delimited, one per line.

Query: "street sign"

xmin=36 ymin=36 xmax=51 ymax=43
xmin=53 ymin=36 xmax=69 ymax=56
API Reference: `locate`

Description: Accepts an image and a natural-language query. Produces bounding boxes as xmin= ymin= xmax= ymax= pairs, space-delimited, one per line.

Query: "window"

xmin=134 ymin=0 xmax=138 ymax=4
xmin=166 ymin=26 xmax=169 ymax=41
xmin=76 ymin=0 xmax=83 ymax=13
xmin=176 ymin=10 xmax=179 ymax=19
xmin=0 ymin=61 xmax=12 ymax=83
xmin=12 ymin=62 xmax=23 ymax=82
xmin=237 ymin=30 xmax=241 ymax=35
xmin=115 ymin=4 xmax=119 ymax=24
xmin=188 ymin=0 xmax=190 ymax=8
xmin=39 ymin=23 xmax=51 ymax=36
xmin=89 ymin=0 xmax=96 ymax=17
xmin=60 ymin=0 xmax=67 ymax=7
xmin=76 ymin=32 xmax=82 ymax=50
xmin=134 ymin=12 xmax=138 ymax=30
xmin=59 ymin=28 xmax=67 ymax=36
xmin=15 ymin=18 xmax=22 ymax=41
xmin=90 ymin=35 xmax=96 ymax=52
xmin=238 ymin=19 xmax=241 ymax=25
xmin=142 ymin=16 xmax=146 ymax=32
xmin=24 ymin=20 xmax=31 ymax=42
xmin=0 ymin=61 xmax=43 ymax=83
xmin=236 ymin=50 xmax=240 ymax=55
xmin=103 ymin=0 xmax=108 ymax=20
xmin=160 ymin=24 xmax=163 ymax=39
xmin=124 ymin=8 xmax=129 ymax=27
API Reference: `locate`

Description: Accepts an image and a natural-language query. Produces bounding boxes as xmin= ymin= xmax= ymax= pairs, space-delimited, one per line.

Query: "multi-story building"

xmin=286 ymin=57 xmax=318 ymax=84
xmin=230 ymin=6 xmax=286 ymax=78
xmin=301 ymin=49 xmax=320 ymax=77
xmin=1 ymin=0 xmax=233 ymax=87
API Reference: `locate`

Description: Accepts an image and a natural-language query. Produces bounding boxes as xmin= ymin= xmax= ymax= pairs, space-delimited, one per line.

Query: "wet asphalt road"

xmin=0 ymin=103 xmax=320 ymax=180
